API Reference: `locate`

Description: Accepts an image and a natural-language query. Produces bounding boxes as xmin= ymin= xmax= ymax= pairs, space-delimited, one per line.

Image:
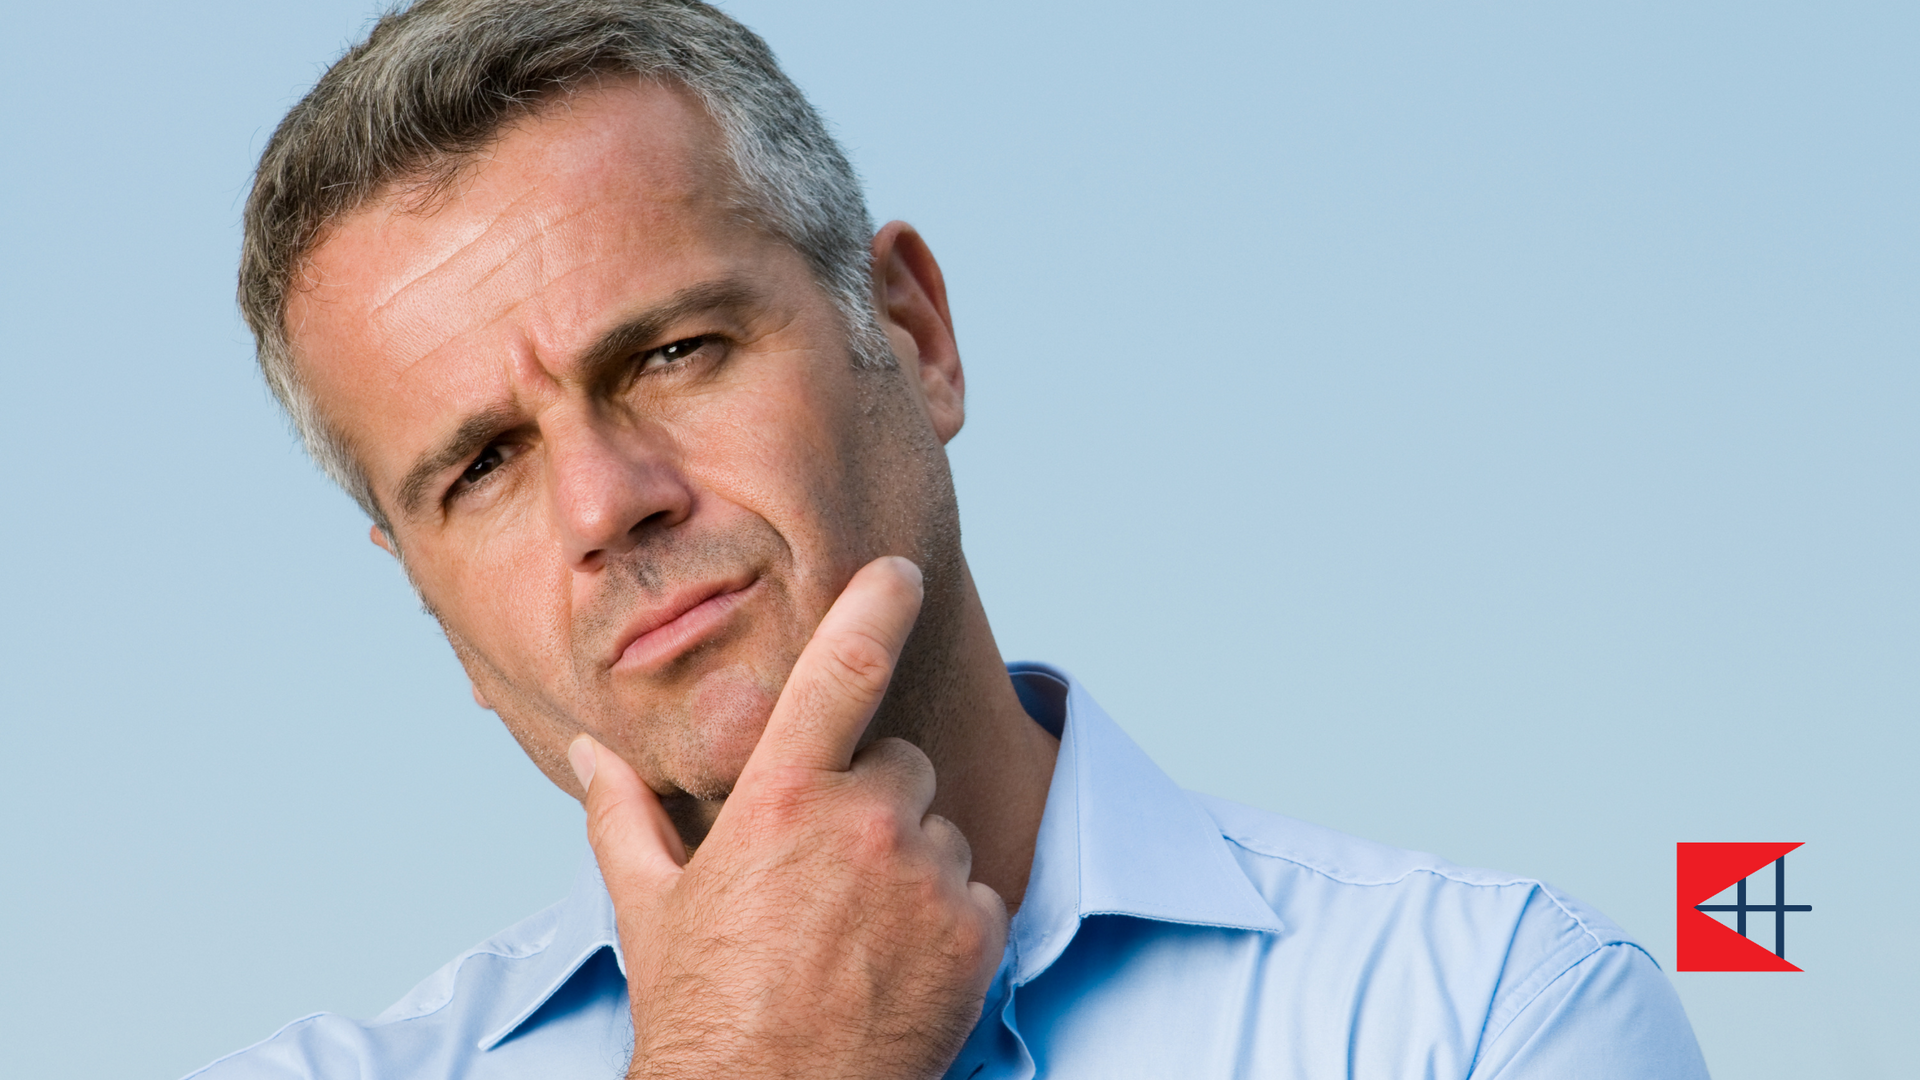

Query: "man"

xmin=196 ymin=1 xmax=1709 ymax=1077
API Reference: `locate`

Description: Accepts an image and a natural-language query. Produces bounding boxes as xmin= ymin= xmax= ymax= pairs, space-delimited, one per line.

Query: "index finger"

xmin=738 ymin=555 xmax=924 ymax=779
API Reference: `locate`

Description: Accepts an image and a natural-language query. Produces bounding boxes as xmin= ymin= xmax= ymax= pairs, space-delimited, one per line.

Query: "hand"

xmin=569 ymin=556 xmax=1009 ymax=1080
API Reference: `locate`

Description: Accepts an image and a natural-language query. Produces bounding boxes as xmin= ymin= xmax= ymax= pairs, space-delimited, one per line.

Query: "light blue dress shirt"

xmin=189 ymin=663 xmax=1708 ymax=1079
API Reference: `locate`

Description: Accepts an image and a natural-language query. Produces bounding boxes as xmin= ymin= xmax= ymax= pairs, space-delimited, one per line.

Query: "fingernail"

xmin=568 ymin=735 xmax=597 ymax=793
xmin=894 ymin=556 xmax=923 ymax=587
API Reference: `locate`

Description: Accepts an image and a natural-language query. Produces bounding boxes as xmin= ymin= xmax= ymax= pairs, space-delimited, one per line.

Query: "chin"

xmin=658 ymin=663 xmax=781 ymax=800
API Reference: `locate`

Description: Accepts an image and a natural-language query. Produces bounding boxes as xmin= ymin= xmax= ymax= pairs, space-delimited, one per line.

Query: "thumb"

xmin=570 ymin=735 xmax=686 ymax=904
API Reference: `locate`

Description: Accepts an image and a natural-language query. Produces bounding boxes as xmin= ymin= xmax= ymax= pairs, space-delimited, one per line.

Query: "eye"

xmin=639 ymin=335 xmax=710 ymax=373
xmin=442 ymin=437 xmax=527 ymax=510
xmin=456 ymin=444 xmax=507 ymax=490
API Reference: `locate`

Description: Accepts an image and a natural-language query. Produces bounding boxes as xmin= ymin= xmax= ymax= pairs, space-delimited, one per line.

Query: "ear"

xmin=870 ymin=221 xmax=964 ymax=443
xmin=369 ymin=524 xmax=396 ymax=555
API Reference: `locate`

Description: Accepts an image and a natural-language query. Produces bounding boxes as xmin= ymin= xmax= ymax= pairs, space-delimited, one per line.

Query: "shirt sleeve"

xmin=1468 ymin=942 xmax=1711 ymax=1079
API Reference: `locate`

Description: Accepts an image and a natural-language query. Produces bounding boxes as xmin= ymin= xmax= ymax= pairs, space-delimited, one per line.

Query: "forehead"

xmin=285 ymin=77 xmax=757 ymax=479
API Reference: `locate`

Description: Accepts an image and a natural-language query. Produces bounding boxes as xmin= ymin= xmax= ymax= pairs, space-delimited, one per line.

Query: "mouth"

xmin=609 ymin=573 xmax=760 ymax=673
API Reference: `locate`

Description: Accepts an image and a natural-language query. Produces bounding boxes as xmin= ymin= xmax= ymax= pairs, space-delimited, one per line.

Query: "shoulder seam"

xmin=1218 ymin=831 xmax=1620 ymax=951
xmin=1218 ymin=830 xmax=1533 ymax=889
xmin=1530 ymin=884 xmax=1615 ymax=952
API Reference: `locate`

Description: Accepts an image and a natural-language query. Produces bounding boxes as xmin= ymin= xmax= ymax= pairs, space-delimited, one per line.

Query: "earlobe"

xmin=369 ymin=524 xmax=396 ymax=555
xmin=471 ymin=682 xmax=493 ymax=710
xmin=871 ymin=221 xmax=966 ymax=444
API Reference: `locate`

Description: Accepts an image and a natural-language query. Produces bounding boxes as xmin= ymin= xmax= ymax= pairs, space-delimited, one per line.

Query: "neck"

xmin=879 ymin=558 xmax=1059 ymax=912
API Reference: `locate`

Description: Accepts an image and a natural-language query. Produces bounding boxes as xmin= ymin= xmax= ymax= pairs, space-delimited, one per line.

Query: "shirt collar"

xmin=477 ymin=857 xmax=622 ymax=1051
xmin=1006 ymin=662 xmax=1283 ymax=985
xmin=485 ymin=662 xmax=1283 ymax=1045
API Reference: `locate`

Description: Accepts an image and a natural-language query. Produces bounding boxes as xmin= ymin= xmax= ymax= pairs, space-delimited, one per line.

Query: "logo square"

xmin=1676 ymin=842 xmax=1810 ymax=972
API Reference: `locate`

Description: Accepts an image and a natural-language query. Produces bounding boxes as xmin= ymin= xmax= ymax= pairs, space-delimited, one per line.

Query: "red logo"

xmin=1676 ymin=842 xmax=1811 ymax=971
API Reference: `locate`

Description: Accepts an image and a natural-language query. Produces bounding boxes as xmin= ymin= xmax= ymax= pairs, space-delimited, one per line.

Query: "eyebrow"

xmin=394 ymin=405 xmax=519 ymax=520
xmin=576 ymin=278 xmax=762 ymax=397
xmin=391 ymin=277 xmax=765 ymax=520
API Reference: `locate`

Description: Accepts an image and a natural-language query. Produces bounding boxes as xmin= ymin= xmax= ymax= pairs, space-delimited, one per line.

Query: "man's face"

xmin=286 ymin=79 xmax=960 ymax=804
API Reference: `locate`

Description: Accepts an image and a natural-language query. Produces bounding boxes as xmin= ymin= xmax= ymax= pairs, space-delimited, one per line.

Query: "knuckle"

xmin=816 ymin=625 xmax=896 ymax=700
xmin=856 ymin=736 xmax=932 ymax=785
xmin=874 ymin=736 xmax=932 ymax=772
xmin=741 ymin=769 xmax=828 ymax=829
xmin=752 ymin=764 xmax=815 ymax=803
xmin=584 ymin=814 xmax=614 ymax=853
xmin=949 ymin=913 xmax=991 ymax=960
xmin=583 ymin=793 xmax=628 ymax=849
xmin=841 ymin=803 xmax=907 ymax=863
xmin=924 ymin=813 xmax=972 ymax=863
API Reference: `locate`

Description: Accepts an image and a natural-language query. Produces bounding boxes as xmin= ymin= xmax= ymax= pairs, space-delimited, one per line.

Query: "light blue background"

xmin=1 ymin=2 xmax=1911 ymax=1077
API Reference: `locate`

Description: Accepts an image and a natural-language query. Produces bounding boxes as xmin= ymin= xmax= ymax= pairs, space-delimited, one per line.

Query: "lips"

xmin=609 ymin=574 xmax=758 ymax=672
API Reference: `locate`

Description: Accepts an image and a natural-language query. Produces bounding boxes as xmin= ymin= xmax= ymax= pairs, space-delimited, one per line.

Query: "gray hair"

xmin=239 ymin=0 xmax=887 ymax=531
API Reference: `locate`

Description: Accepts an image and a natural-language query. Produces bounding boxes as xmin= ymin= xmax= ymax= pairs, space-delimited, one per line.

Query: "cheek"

xmin=430 ymin=517 xmax=573 ymax=675
xmin=685 ymin=378 xmax=832 ymax=476
xmin=665 ymin=395 xmax=853 ymax=568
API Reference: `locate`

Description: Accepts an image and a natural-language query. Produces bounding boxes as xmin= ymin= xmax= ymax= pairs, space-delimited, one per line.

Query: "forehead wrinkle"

xmin=455 ymin=232 xmax=727 ymax=391
xmin=383 ymin=244 xmax=750 ymax=424
xmin=363 ymin=110 xmax=712 ymax=321
xmin=377 ymin=297 xmax=592 ymax=454
xmin=372 ymin=198 xmax=692 ymax=392
xmin=449 ymin=190 xmax=613 ymax=311
xmin=356 ymin=220 xmax=574 ymax=400
xmin=352 ymin=109 xmax=719 ymax=368
xmin=359 ymin=187 xmax=557 ymax=327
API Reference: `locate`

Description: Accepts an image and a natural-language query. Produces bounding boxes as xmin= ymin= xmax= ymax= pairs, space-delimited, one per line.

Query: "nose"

xmin=546 ymin=412 xmax=692 ymax=571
